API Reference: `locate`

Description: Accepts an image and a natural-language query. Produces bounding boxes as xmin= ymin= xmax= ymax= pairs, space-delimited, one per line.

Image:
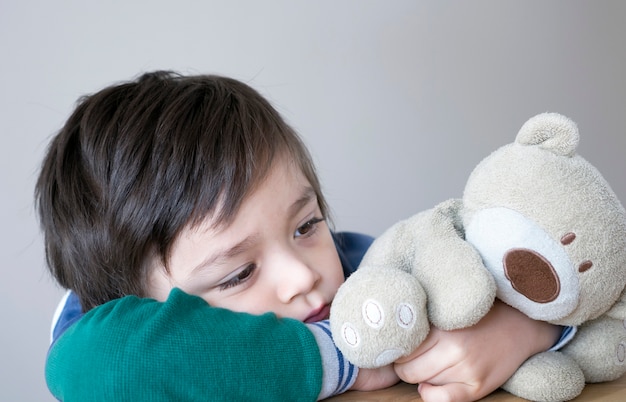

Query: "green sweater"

xmin=46 ymin=288 xmax=323 ymax=401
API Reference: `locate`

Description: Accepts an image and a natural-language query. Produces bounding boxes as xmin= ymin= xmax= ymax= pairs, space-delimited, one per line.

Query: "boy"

xmin=38 ymin=71 xmax=562 ymax=401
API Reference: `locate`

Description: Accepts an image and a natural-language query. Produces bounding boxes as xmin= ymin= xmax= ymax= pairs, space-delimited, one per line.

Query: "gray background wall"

xmin=2 ymin=1 xmax=625 ymax=400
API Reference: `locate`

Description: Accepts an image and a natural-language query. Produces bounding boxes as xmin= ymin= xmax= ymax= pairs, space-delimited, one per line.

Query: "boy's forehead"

xmin=189 ymin=156 xmax=314 ymax=233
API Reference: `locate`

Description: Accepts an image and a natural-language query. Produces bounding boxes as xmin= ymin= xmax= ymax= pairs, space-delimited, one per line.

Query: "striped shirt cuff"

xmin=307 ymin=320 xmax=358 ymax=400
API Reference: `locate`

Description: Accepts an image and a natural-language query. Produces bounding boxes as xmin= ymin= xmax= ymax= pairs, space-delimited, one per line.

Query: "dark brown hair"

xmin=36 ymin=71 xmax=328 ymax=311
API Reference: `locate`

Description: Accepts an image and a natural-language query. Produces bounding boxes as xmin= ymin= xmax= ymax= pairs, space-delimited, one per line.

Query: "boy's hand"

xmin=350 ymin=365 xmax=399 ymax=391
xmin=393 ymin=300 xmax=561 ymax=402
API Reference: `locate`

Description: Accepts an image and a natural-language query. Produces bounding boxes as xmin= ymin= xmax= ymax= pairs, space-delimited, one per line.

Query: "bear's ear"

xmin=516 ymin=113 xmax=579 ymax=157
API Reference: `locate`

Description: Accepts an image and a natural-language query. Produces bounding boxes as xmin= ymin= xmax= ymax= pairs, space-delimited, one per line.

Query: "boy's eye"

xmin=295 ymin=217 xmax=325 ymax=238
xmin=219 ymin=264 xmax=256 ymax=291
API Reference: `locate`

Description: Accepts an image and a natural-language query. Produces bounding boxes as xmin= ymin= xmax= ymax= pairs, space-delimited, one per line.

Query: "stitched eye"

xmin=561 ymin=232 xmax=576 ymax=245
xmin=560 ymin=232 xmax=593 ymax=272
xmin=578 ymin=260 xmax=593 ymax=273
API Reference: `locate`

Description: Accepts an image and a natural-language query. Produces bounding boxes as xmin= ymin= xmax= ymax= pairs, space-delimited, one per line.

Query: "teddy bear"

xmin=329 ymin=113 xmax=626 ymax=402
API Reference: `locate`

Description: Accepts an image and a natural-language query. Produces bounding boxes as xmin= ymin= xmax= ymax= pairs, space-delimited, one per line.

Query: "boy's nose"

xmin=275 ymin=253 xmax=320 ymax=304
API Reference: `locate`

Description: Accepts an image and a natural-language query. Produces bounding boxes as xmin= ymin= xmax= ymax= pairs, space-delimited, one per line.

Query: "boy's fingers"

xmin=394 ymin=328 xmax=461 ymax=384
xmin=394 ymin=327 xmax=443 ymax=382
xmin=394 ymin=327 xmax=440 ymax=364
xmin=418 ymin=382 xmax=479 ymax=402
xmin=394 ymin=349 xmax=454 ymax=385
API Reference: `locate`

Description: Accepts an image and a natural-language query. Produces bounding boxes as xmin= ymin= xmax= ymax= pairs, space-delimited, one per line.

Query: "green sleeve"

xmin=46 ymin=288 xmax=323 ymax=401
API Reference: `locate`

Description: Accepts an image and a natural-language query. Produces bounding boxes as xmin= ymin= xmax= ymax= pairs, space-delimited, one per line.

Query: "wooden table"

xmin=327 ymin=374 xmax=626 ymax=401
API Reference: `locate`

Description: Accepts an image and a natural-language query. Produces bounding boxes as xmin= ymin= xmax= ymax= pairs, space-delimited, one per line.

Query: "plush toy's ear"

xmin=516 ymin=112 xmax=579 ymax=157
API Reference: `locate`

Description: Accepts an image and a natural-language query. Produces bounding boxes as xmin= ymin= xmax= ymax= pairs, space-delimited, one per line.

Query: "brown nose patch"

xmin=503 ymin=248 xmax=560 ymax=303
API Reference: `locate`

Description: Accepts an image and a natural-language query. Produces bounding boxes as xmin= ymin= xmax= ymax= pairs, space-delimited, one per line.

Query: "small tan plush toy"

xmin=330 ymin=113 xmax=626 ymax=402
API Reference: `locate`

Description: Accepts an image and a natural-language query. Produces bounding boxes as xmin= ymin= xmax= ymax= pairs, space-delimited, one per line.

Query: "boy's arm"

xmin=48 ymin=289 xmax=326 ymax=401
xmin=47 ymin=288 xmax=397 ymax=401
xmin=47 ymin=231 xmax=396 ymax=401
xmin=308 ymin=321 xmax=358 ymax=397
xmin=308 ymin=320 xmax=399 ymax=396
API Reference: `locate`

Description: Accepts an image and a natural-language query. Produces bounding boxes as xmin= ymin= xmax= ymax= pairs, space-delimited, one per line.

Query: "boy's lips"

xmin=304 ymin=304 xmax=331 ymax=323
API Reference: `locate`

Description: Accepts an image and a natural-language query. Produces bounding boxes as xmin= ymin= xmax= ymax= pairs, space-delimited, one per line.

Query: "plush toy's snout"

xmin=465 ymin=207 xmax=581 ymax=322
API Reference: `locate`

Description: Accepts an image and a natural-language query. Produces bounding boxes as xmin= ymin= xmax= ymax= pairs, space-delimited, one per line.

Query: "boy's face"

xmin=147 ymin=158 xmax=344 ymax=322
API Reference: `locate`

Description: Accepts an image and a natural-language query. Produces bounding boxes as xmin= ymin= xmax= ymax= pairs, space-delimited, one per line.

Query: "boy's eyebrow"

xmin=191 ymin=234 xmax=259 ymax=275
xmin=289 ymin=187 xmax=317 ymax=219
